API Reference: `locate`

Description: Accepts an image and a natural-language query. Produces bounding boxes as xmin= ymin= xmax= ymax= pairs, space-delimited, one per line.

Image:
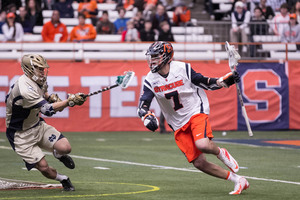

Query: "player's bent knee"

xmin=38 ymin=165 xmax=50 ymax=173
xmin=61 ymin=145 xmax=71 ymax=154
xmin=195 ymin=141 xmax=209 ymax=152
xmin=192 ymin=155 xmax=207 ymax=170
xmin=56 ymin=146 xmax=72 ymax=155
xmin=193 ymin=159 xmax=206 ymax=170
xmin=36 ymin=159 xmax=50 ymax=173
xmin=195 ymin=138 xmax=212 ymax=153
xmin=54 ymin=138 xmax=72 ymax=154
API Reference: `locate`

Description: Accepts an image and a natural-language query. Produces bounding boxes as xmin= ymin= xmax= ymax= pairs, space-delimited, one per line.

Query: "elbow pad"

xmin=41 ymin=103 xmax=56 ymax=116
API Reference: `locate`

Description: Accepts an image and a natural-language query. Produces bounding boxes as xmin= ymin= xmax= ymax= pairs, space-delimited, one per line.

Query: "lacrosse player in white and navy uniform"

xmin=138 ymin=41 xmax=249 ymax=195
xmin=5 ymin=54 xmax=87 ymax=191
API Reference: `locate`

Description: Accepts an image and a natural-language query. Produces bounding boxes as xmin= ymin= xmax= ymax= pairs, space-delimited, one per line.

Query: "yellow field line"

xmin=0 ymin=182 xmax=160 ymax=200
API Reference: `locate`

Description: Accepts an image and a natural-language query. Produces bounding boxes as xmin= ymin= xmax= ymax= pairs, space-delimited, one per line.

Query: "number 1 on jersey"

xmin=165 ymin=91 xmax=183 ymax=111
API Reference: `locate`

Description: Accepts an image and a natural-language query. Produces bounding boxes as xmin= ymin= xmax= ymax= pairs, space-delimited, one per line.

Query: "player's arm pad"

xmin=191 ymin=68 xmax=221 ymax=90
xmin=218 ymin=71 xmax=240 ymax=88
xmin=40 ymin=103 xmax=56 ymax=116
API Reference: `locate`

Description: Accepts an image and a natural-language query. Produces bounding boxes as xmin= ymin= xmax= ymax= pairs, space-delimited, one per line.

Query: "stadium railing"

xmin=0 ymin=41 xmax=298 ymax=61
xmin=32 ymin=26 xmax=205 ymax=36
xmin=42 ymin=10 xmax=174 ymax=24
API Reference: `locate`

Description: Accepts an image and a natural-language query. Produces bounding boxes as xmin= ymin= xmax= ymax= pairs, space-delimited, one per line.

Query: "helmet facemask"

xmin=146 ymin=53 xmax=165 ymax=73
xmin=32 ymin=65 xmax=48 ymax=86
xmin=146 ymin=41 xmax=174 ymax=73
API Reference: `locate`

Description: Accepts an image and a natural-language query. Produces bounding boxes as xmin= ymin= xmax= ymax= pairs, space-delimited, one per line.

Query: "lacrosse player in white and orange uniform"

xmin=137 ymin=41 xmax=249 ymax=195
xmin=5 ymin=54 xmax=87 ymax=191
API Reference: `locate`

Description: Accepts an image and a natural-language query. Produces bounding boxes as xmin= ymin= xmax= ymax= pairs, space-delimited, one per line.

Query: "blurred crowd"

xmin=0 ymin=0 xmax=192 ymax=42
xmin=228 ymin=0 xmax=300 ymax=53
xmin=0 ymin=0 xmax=299 ymax=47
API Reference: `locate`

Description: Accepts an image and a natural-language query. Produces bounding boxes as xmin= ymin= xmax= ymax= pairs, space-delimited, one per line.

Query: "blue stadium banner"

xmin=237 ymin=63 xmax=289 ymax=130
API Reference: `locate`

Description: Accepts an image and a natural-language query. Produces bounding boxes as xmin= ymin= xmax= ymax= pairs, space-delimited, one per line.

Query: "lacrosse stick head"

xmin=120 ymin=71 xmax=135 ymax=89
xmin=225 ymin=41 xmax=241 ymax=71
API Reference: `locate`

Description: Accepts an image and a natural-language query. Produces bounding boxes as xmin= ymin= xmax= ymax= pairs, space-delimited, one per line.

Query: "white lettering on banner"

xmin=110 ymin=76 xmax=137 ymax=117
xmin=0 ymin=76 xmax=9 ymax=118
xmin=45 ymin=76 xmax=69 ymax=118
xmin=81 ymin=76 xmax=109 ymax=118
xmin=140 ymin=76 xmax=161 ymax=115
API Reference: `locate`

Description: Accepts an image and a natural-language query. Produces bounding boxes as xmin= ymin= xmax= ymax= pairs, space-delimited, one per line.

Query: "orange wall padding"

xmin=0 ymin=61 xmax=237 ymax=132
xmin=288 ymin=61 xmax=300 ymax=129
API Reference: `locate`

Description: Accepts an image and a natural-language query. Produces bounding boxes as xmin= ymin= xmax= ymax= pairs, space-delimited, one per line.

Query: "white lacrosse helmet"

xmin=21 ymin=54 xmax=49 ymax=86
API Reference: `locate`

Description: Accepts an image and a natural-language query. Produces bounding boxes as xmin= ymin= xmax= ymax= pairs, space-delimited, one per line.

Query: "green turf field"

xmin=0 ymin=131 xmax=300 ymax=200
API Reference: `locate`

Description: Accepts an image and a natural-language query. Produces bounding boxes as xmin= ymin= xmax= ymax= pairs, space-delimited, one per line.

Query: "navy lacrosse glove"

xmin=218 ymin=71 xmax=240 ymax=88
xmin=138 ymin=108 xmax=159 ymax=132
xmin=143 ymin=112 xmax=159 ymax=132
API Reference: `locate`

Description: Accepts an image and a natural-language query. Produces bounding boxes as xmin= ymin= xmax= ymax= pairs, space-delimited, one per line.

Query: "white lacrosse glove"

xmin=47 ymin=93 xmax=62 ymax=103
xmin=218 ymin=71 xmax=240 ymax=88
xmin=67 ymin=93 xmax=86 ymax=107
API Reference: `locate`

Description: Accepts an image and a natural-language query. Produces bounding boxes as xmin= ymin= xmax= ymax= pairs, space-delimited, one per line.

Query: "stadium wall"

xmin=0 ymin=61 xmax=299 ymax=132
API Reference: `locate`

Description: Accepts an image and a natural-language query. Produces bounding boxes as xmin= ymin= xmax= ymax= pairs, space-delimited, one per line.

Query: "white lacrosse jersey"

xmin=143 ymin=61 xmax=210 ymax=131
xmin=6 ymin=74 xmax=47 ymax=131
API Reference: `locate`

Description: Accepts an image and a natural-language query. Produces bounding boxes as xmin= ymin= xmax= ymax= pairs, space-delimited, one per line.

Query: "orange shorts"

xmin=174 ymin=113 xmax=214 ymax=163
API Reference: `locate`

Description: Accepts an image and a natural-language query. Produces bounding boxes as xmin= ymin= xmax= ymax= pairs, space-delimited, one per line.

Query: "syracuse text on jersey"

xmin=154 ymin=80 xmax=184 ymax=93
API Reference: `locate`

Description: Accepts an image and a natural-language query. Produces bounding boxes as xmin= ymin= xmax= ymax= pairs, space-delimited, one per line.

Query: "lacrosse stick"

xmin=225 ymin=41 xmax=253 ymax=137
xmin=82 ymin=71 xmax=135 ymax=98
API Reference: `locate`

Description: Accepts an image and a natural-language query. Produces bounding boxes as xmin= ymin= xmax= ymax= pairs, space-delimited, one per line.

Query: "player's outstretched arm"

xmin=44 ymin=92 xmax=64 ymax=111
xmin=50 ymin=93 xmax=87 ymax=113
xmin=52 ymin=99 xmax=69 ymax=112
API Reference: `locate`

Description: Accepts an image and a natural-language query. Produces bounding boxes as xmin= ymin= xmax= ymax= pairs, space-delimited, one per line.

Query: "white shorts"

xmin=13 ymin=121 xmax=62 ymax=170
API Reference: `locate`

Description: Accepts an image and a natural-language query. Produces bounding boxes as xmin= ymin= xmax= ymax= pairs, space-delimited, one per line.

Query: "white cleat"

xmin=217 ymin=148 xmax=239 ymax=173
xmin=229 ymin=177 xmax=249 ymax=195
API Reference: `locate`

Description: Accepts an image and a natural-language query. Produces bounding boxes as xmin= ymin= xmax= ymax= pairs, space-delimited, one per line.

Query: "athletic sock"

xmin=55 ymin=173 xmax=68 ymax=182
xmin=53 ymin=149 xmax=62 ymax=159
xmin=226 ymin=171 xmax=240 ymax=183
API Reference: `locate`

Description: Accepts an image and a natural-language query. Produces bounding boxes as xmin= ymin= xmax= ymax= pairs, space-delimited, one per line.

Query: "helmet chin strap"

xmin=32 ymin=74 xmax=46 ymax=87
xmin=32 ymin=75 xmax=39 ymax=82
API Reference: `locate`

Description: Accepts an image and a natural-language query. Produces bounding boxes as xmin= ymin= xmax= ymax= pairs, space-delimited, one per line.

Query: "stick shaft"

xmin=226 ymin=41 xmax=253 ymax=136
xmin=235 ymin=79 xmax=254 ymax=137
xmin=84 ymin=84 xmax=118 ymax=98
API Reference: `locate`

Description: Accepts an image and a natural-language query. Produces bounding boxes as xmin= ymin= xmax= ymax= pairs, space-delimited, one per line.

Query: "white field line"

xmin=93 ymin=167 xmax=110 ymax=170
xmin=47 ymin=152 xmax=300 ymax=186
xmin=1 ymin=146 xmax=300 ymax=186
xmin=215 ymin=140 xmax=300 ymax=150
xmin=22 ymin=168 xmax=38 ymax=171
xmin=96 ymin=138 xmax=106 ymax=142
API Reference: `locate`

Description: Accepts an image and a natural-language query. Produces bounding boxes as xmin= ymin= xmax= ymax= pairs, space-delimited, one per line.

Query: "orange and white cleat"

xmin=217 ymin=148 xmax=239 ymax=173
xmin=229 ymin=177 xmax=249 ymax=195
